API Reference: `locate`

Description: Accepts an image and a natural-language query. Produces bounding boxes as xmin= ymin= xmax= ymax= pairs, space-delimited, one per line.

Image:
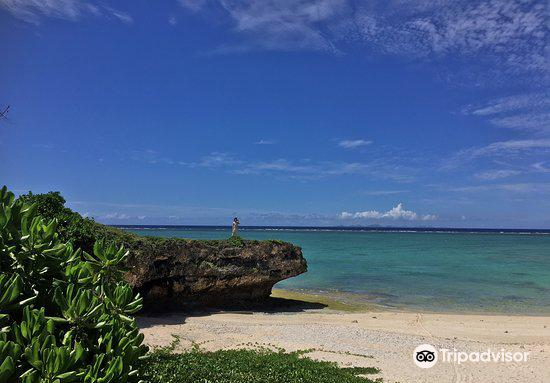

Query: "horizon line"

xmin=108 ymin=224 xmax=550 ymax=233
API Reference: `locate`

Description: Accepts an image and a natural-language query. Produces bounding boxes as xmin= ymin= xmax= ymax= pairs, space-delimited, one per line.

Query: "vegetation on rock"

xmin=16 ymin=191 xmax=285 ymax=254
xmin=16 ymin=191 xmax=136 ymax=256
xmin=0 ymin=186 xmax=147 ymax=382
xmin=14 ymin=192 xmax=307 ymax=311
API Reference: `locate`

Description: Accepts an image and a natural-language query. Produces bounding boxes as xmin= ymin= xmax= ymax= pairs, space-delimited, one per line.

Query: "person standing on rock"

xmin=231 ymin=217 xmax=240 ymax=237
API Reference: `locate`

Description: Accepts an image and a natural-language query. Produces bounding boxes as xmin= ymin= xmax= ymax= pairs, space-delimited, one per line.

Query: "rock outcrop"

xmin=123 ymin=238 xmax=307 ymax=311
xmin=14 ymin=191 xmax=307 ymax=311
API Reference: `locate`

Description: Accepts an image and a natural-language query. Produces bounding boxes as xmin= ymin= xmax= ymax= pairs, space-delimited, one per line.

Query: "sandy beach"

xmin=138 ymin=297 xmax=550 ymax=383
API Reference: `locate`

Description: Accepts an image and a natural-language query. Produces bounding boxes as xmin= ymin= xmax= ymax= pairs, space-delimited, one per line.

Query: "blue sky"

xmin=1 ymin=0 xmax=549 ymax=228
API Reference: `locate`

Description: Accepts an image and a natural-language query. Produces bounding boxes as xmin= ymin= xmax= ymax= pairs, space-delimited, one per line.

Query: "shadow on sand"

xmin=137 ymin=296 xmax=327 ymax=329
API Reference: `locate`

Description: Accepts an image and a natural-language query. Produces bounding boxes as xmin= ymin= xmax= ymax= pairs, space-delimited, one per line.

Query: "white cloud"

xmin=4 ymin=0 xmax=546 ymax=85
xmin=178 ymin=0 xmax=548 ymax=81
xmin=196 ymin=152 xmax=242 ymax=167
xmin=165 ymin=151 xmax=416 ymax=182
xmin=340 ymin=203 xmax=436 ymax=221
xmin=178 ymin=0 xmax=207 ymax=13
xmin=103 ymin=6 xmax=132 ymax=24
xmin=235 ymin=158 xmax=415 ymax=182
xmin=490 ymin=113 xmax=550 ymax=133
xmin=254 ymin=139 xmax=277 ymax=145
xmin=338 ymin=139 xmax=372 ymax=149
xmin=464 ymin=93 xmax=550 ymax=117
xmin=473 ymin=139 xmax=550 ymax=156
xmin=0 ymin=0 xmax=132 ymax=24
xmin=130 ymin=149 xmax=175 ymax=165
xmin=0 ymin=0 xmax=83 ymax=22
xmin=104 ymin=212 xmax=130 ymax=220
xmin=246 ymin=159 xmax=312 ymax=173
xmin=463 ymin=93 xmax=550 ymax=134
xmin=212 ymin=0 xmax=347 ymax=53
xmin=362 ymin=190 xmax=407 ymax=196
xmin=532 ymin=162 xmax=550 ymax=173
xmin=442 ymin=139 xmax=550 ymax=169
xmin=463 ymin=93 xmax=550 ymax=135
xmin=447 ymin=183 xmax=550 ymax=194
xmin=474 ymin=169 xmax=521 ymax=180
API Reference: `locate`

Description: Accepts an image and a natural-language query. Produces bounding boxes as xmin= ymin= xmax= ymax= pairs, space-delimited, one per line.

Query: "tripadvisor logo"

xmin=413 ymin=344 xmax=530 ymax=369
xmin=413 ymin=344 xmax=438 ymax=368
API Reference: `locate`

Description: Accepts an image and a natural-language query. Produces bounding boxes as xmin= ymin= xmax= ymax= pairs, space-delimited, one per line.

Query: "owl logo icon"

xmin=413 ymin=344 xmax=438 ymax=368
xmin=416 ymin=350 xmax=435 ymax=362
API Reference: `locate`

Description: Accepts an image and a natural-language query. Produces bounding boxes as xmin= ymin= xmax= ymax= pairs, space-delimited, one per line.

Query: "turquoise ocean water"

xmin=123 ymin=227 xmax=550 ymax=315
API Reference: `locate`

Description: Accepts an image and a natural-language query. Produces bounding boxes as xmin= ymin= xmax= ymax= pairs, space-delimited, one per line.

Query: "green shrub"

xmin=227 ymin=236 xmax=244 ymax=247
xmin=15 ymin=192 xmax=279 ymax=259
xmin=0 ymin=186 xmax=148 ymax=383
xmin=142 ymin=347 xmax=379 ymax=383
xmin=15 ymin=191 xmax=132 ymax=255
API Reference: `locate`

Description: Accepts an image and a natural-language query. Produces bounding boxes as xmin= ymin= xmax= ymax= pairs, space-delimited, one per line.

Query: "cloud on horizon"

xmin=340 ymin=203 xmax=436 ymax=221
xmin=72 ymin=198 xmax=439 ymax=226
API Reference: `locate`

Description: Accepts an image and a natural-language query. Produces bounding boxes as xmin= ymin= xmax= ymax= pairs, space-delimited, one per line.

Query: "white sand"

xmin=138 ymin=309 xmax=550 ymax=383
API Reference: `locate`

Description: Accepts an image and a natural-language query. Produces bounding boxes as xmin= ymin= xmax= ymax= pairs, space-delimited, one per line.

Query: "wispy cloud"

xmin=352 ymin=0 xmax=548 ymax=80
xmin=70 ymin=199 xmax=340 ymax=225
xmin=340 ymin=203 xmax=436 ymax=221
xmin=490 ymin=113 xmax=550 ymax=133
xmin=104 ymin=212 xmax=130 ymax=220
xmin=463 ymin=93 xmax=550 ymax=134
xmin=338 ymin=139 xmax=372 ymax=149
xmin=178 ymin=0 xmax=207 ymax=13
xmin=254 ymin=139 xmax=277 ymax=145
xmin=532 ymin=162 xmax=550 ymax=173
xmin=0 ymin=0 xmax=133 ymax=24
xmin=190 ymin=151 xmax=242 ymax=168
xmin=464 ymin=93 xmax=550 ymax=117
xmin=69 ymin=199 xmax=238 ymax=223
xmin=185 ymin=0 xmax=347 ymax=53
xmin=129 ymin=149 xmax=416 ymax=182
xmin=474 ymin=169 xmax=521 ymax=180
xmin=103 ymin=6 xmax=133 ymax=24
xmin=235 ymin=158 xmax=416 ymax=182
xmin=442 ymin=139 xmax=550 ymax=169
xmin=362 ymin=190 xmax=407 ymax=196
xmin=179 ymin=0 xmax=548 ymax=81
xmin=130 ymin=149 xmax=175 ymax=165
xmin=447 ymin=182 xmax=550 ymax=194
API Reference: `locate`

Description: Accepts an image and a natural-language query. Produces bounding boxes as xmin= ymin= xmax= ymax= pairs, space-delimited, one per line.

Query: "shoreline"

xmin=138 ymin=290 xmax=550 ymax=382
xmin=272 ymin=288 xmax=550 ymax=317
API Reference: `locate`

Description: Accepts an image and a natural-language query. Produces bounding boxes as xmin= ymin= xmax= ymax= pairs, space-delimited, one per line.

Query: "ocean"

xmin=120 ymin=226 xmax=550 ymax=315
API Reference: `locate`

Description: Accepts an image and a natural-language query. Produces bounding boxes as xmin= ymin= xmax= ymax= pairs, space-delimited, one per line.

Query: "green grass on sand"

xmin=142 ymin=346 xmax=380 ymax=383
